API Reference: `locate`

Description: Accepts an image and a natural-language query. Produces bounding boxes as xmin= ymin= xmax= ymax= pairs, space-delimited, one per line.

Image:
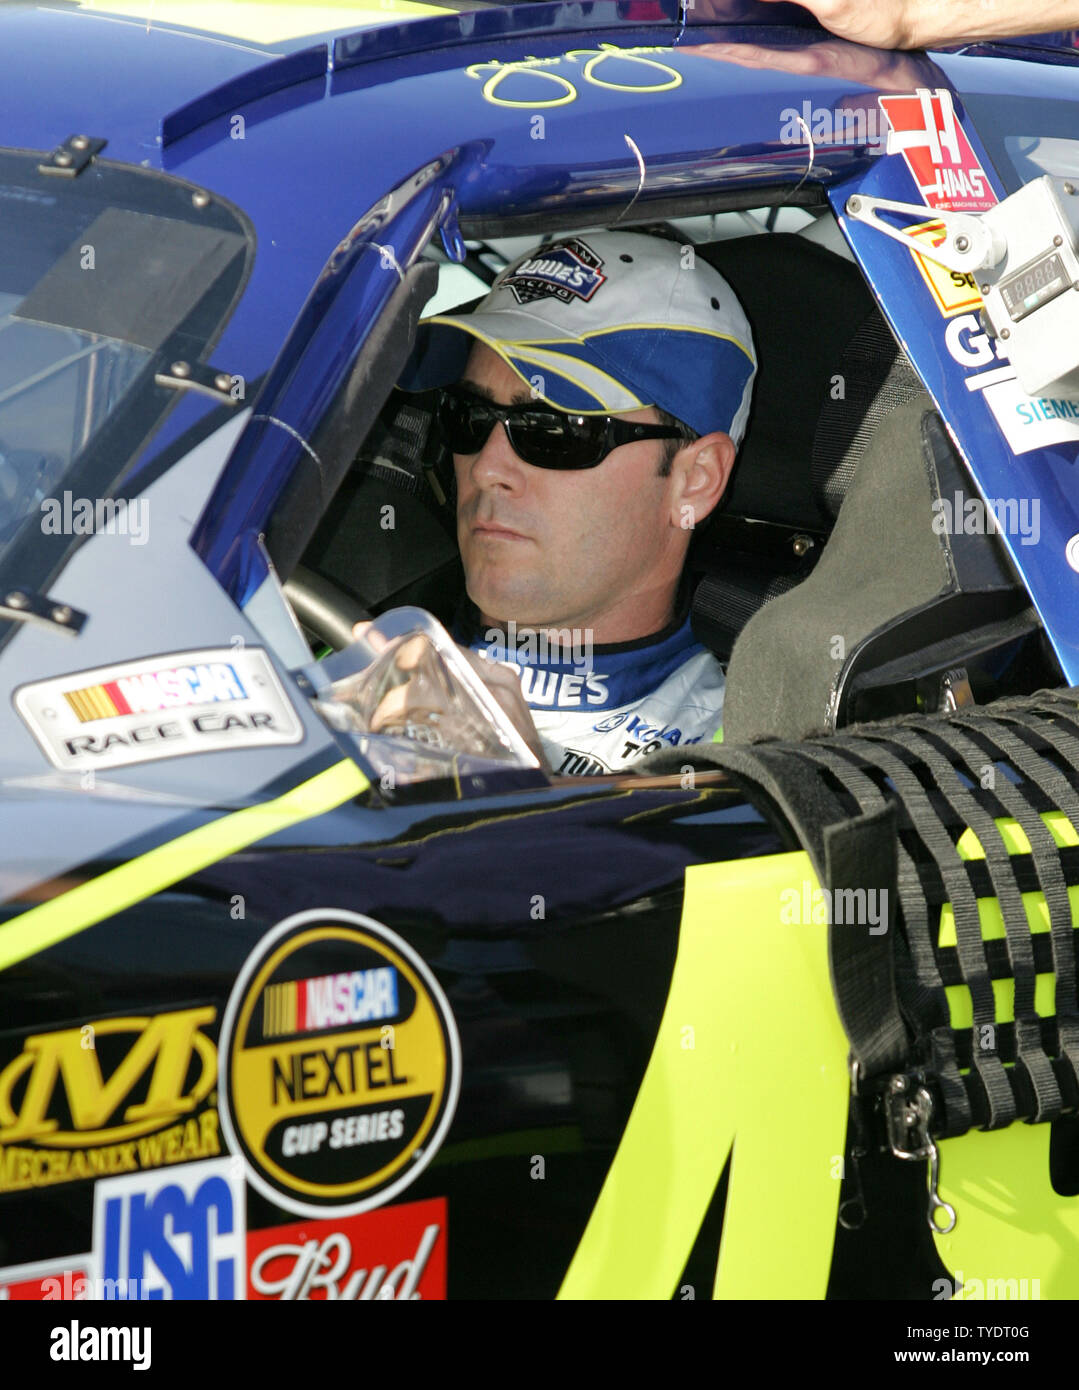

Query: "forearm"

xmin=779 ymin=0 xmax=1079 ymax=49
xmin=904 ymin=0 xmax=1079 ymax=47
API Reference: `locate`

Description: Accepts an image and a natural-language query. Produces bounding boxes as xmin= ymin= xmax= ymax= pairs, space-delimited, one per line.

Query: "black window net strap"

xmin=829 ymin=730 xmax=1015 ymax=1130
xmin=937 ymin=713 xmax=1079 ymax=1109
xmin=790 ymin=742 xmax=959 ymax=1101
xmin=880 ymin=725 xmax=1061 ymax=1126
xmin=640 ymin=687 xmax=1079 ymax=1139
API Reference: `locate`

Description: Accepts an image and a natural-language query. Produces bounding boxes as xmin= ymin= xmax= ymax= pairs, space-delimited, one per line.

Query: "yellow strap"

xmin=0 ymin=759 xmax=368 ymax=973
xmin=558 ymin=850 xmax=850 ymax=1299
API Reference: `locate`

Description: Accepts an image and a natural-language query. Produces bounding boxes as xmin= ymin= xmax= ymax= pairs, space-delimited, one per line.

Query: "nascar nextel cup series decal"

xmin=220 ymin=911 xmax=460 ymax=1218
xmin=14 ymin=646 xmax=304 ymax=772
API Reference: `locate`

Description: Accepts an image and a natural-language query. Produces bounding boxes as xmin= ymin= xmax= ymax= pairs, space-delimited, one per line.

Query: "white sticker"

xmin=15 ymin=646 xmax=304 ymax=772
xmin=980 ymin=378 xmax=1079 ymax=456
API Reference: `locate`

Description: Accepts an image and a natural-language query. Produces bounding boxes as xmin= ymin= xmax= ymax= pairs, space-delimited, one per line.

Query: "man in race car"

xmin=391 ymin=230 xmax=757 ymax=776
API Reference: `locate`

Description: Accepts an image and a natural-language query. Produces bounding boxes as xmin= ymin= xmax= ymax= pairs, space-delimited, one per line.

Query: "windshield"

xmin=0 ymin=149 xmax=253 ymax=584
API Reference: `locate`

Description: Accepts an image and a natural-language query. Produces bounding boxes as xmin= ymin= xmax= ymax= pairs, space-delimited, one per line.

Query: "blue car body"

xmin=1 ymin=0 xmax=1079 ymax=1303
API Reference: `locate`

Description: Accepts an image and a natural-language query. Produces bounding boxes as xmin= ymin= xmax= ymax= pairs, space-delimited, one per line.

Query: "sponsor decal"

xmin=877 ymin=88 xmax=995 ymax=214
xmin=517 ymin=665 xmax=609 ymax=707
xmin=0 ymin=1007 xmax=220 ymax=1193
xmin=247 ymin=1196 xmax=447 ymax=1300
xmin=904 ymin=219 xmax=983 ymax=317
xmin=262 ymin=967 xmax=400 ymax=1038
xmin=556 ymin=747 xmax=612 ymax=777
xmin=880 ymin=90 xmax=1079 ymax=456
xmin=220 ymin=910 xmax=460 ymax=1218
xmin=64 ymin=659 xmax=247 ymax=722
xmin=944 ymin=312 xmax=1079 ymax=456
xmin=0 ymin=1255 xmax=92 ymax=1300
xmin=93 ymin=1156 xmax=245 ymax=1300
xmin=501 ymin=238 xmax=606 ymax=307
xmin=15 ymin=646 xmax=304 ymax=772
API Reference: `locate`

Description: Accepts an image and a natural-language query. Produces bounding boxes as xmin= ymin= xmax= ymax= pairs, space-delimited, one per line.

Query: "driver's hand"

xmin=351 ymin=621 xmax=549 ymax=770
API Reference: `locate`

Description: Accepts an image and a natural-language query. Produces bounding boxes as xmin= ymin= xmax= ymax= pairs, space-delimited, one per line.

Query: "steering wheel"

xmin=283 ymin=564 xmax=371 ymax=653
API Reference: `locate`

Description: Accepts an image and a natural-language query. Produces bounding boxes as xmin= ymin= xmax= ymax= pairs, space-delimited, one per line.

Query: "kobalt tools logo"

xmin=501 ymin=238 xmax=605 ymax=306
xmin=247 ymin=1197 xmax=447 ymax=1300
xmin=14 ymin=646 xmax=304 ymax=771
xmin=220 ymin=911 xmax=460 ymax=1218
xmin=0 ymin=1008 xmax=220 ymax=1193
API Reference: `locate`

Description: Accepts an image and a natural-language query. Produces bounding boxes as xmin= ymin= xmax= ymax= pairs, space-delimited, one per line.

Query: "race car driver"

xmin=367 ymin=230 xmax=757 ymax=777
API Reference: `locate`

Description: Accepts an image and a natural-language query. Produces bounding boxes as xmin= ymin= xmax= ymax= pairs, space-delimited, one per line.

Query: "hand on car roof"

xmin=758 ymin=0 xmax=1079 ymax=49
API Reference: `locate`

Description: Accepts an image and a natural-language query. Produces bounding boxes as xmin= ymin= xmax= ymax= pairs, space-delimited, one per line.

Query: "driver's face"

xmin=453 ymin=343 xmax=686 ymax=637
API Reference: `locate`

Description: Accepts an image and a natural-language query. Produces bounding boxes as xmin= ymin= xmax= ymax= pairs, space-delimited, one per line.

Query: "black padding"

xmin=824 ymin=802 xmax=908 ymax=1078
xmin=811 ymin=315 xmax=924 ymax=521
xmin=270 ymin=260 xmax=438 ymax=583
xmin=723 ymin=396 xmax=949 ymax=743
xmin=699 ymin=233 xmax=879 ymax=532
xmin=690 ymin=569 xmax=802 ymax=663
xmin=689 ymin=234 xmax=923 ymax=664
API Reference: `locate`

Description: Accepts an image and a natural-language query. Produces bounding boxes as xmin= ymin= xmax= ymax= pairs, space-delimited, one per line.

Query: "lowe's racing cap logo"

xmin=501 ymin=237 xmax=606 ymax=306
xmin=220 ymin=911 xmax=460 ymax=1219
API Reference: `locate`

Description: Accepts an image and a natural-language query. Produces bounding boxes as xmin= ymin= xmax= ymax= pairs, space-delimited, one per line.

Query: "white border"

xmin=218 ymin=908 xmax=461 ymax=1220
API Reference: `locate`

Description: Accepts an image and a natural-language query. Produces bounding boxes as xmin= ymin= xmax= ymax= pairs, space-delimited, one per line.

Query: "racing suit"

xmin=467 ymin=610 xmax=725 ymax=776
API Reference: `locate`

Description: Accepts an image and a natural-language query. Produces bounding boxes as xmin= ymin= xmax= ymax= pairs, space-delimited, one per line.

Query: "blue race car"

xmin=1 ymin=0 xmax=1079 ymax=1304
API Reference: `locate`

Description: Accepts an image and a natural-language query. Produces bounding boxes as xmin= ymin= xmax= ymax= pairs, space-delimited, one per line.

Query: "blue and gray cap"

xmin=402 ymin=230 xmax=757 ymax=445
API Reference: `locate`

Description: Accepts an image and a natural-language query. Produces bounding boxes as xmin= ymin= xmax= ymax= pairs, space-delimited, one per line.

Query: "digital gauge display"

xmin=999 ymin=250 xmax=1070 ymax=322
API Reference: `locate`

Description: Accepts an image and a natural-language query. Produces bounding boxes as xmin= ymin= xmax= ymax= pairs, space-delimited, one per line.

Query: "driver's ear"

xmin=670 ymin=431 xmax=734 ymax=530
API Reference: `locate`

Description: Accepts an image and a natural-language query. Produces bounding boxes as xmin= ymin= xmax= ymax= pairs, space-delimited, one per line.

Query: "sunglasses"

xmin=437 ymin=386 xmax=690 ymax=470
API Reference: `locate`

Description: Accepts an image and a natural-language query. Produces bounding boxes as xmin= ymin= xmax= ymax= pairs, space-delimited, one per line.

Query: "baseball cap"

xmin=401 ymin=230 xmax=757 ymax=445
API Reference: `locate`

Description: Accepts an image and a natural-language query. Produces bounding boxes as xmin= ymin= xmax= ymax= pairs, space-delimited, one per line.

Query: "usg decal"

xmin=247 ymin=1196 xmax=447 ymax=1300
xmin=93 ymin=1156 xmax=245 ymax=1300
xmin=220 ymin=910 xmax=460 ymax=1218
xmin=14 ymin=646 xmax=304 ymax=771
xmin=0 ymin=1007 xmax=220 ymax=1193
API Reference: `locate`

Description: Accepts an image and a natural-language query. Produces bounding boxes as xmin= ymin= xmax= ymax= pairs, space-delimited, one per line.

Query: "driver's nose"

xmin=465 ymin=421 xmax=528 ymax=494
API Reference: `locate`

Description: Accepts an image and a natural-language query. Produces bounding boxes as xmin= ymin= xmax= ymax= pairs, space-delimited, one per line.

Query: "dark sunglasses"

xmin=437 ymin=386 xmax=690 ymax=470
